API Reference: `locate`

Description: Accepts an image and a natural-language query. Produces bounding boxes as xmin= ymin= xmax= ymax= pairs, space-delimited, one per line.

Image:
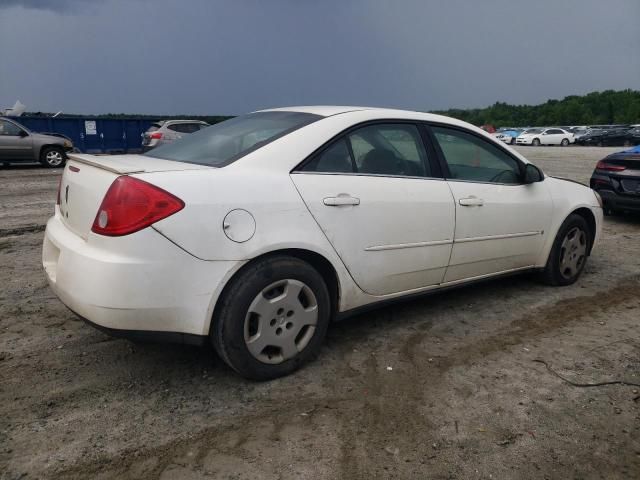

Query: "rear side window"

xmin=432 ymin=126 xmax=522 ymax=184
xmin=145 ymin=111 xmax=321 ymax=167
xmin=301 ymin=123 xmax=431 ymax=177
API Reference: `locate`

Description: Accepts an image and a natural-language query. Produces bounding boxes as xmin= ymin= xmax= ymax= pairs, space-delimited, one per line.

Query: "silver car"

xmin=0 ymin=117 xmax=74 ymax=167
xmin=142 ymin=119 xmax=209 ymax=151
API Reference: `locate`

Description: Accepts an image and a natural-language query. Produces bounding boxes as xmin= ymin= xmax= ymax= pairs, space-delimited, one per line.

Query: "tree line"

xmin=431 ymin=89 xmax=640 ymax=128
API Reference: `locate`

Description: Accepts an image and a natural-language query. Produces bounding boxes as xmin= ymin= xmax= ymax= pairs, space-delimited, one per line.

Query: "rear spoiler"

xmin=67 ymin=153 xmax=144 ymax=175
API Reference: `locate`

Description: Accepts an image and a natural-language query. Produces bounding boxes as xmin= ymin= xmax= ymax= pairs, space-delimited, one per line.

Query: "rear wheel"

xmin=532 ymin=138 xmax=541 ymax=146
xmin=541 ymin=214 xmax=591 ymax=286
xmin=561 ymin=138 xmax=570 ymax=146
xmin=40 ymin=146 xmax=66 ymax=168
xmin=211 ymin=255 xmax=331 ymax=380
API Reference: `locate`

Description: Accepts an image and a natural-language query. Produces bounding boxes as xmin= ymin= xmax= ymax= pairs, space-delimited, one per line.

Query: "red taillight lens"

xmin=91 ymin=176 xmax=184 ymax=236
xmin=596 ymin=160 xmax=626 ymax=172
xmin=150 ymin=132 xmax=163 ymax=139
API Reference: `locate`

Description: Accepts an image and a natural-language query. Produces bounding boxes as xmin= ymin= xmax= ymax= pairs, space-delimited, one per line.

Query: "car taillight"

xmin=596 ymin=160 xmax=626 ymax=172
xmin=150 ymin=132 xmax=163 ymax=139
xmin=91 ymin=176 xmax=184 ymax=236
xmin=56 ymin=175 xmax=62 ymax=205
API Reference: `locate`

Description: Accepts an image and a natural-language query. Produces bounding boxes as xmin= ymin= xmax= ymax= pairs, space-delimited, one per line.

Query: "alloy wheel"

xmin=45 ymin=150 xmax=64 ymax=167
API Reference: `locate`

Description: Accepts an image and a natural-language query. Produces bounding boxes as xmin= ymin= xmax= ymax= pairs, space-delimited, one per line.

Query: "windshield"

xmin=522 ymin=128 xmax=543 ymax=134
xmin=144 ymin=111 xmax=321 ymax=167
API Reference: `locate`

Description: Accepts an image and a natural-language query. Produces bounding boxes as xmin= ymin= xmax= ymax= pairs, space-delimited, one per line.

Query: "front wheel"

xmin=561 ymin=138 xmax=570 ymax=146
xmin=541 ymin=214 xmax=591 ymax=286
xmin=211 ymin=255 xmax=331 ymax=380
xmin=532 ymin=138 xmax=541 ymax=146
xmin=40 ymin=146 xmax=66 ymax=168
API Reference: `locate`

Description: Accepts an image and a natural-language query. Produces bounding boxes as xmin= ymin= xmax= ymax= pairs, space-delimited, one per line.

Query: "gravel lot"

xmin=1 ymin=146 xmax=639 ymax=480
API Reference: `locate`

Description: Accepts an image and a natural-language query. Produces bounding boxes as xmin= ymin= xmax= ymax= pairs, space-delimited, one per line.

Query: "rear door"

xmin=429 ymin=125 xmax=552 ymax=282
xmin=291 ymin=122 xmax=455 ymax=296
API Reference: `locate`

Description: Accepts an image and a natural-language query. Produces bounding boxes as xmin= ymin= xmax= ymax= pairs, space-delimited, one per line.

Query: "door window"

xmin=0 ymin=120 xmax=22 ymax=136
xmin=301 ymin=123 xmax=431 ymax=177
xmin=432 ymin=126 xmax=522 ymax=184
xmin=302 ymin=137 xmax=354 ymax=173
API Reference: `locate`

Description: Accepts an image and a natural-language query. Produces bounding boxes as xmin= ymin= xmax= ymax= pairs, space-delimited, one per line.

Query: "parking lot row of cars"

xmin=493 ymin=124 xmax=640 ymax=147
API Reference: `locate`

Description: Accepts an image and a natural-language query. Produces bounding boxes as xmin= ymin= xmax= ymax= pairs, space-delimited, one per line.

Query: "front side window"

xmin=145 ymin=111 xmax=321 ymax=167
xmin=0 ymin=120 xmax=22 ymax=136
xmin=301 ymin=123 xmax=431 ymax=177
xmin=432 ymin=126 xmax=522 ymax=184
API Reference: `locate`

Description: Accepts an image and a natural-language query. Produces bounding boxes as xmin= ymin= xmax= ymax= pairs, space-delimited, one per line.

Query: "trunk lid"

xmin=59 ymin=154 xmax=210 ymax=239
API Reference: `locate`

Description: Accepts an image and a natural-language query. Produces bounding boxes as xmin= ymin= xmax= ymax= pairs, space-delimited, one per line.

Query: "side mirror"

xmin=18 ymin=129 xmax=28 ymax=137
xmin=524 ymin=163 xmax=544 ymax=184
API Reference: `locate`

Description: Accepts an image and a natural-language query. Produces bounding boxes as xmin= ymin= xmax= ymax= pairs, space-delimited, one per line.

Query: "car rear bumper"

xmin=43 ymin=210 xmax=241 ymax=338
xmin=597 ymin=189 xmax=640 ymax=211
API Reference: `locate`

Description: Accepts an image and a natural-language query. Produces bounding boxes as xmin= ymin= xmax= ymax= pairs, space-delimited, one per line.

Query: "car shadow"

xmin=0 ymin=162 xmax=47 ymax=170
xmin=89 ymin=273 xmax=541 ymax=385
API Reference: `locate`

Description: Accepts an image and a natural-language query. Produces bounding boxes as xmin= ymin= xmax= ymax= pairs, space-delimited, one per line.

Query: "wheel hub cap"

xmin=559 ymin=227 xmax=587 ymax=280
xmin=244 ymin=279 xmax=318 ymax=364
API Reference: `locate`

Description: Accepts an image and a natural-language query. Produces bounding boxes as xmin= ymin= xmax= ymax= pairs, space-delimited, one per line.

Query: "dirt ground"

xmin=1 ymin=146 xmax=639 ymax=480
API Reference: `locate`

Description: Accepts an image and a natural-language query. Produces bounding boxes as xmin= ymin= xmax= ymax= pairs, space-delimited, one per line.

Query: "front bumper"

xmin=43 ymin=211 xmax=240 ymax=338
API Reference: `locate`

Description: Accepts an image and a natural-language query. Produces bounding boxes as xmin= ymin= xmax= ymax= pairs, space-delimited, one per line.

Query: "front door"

xmin=292 ymin=122 xmax=455 ymax=296
xmin=430 ymin=125 xmax=553 ymax=283
xmin=0 ymin=119 xmax=32 ymax=161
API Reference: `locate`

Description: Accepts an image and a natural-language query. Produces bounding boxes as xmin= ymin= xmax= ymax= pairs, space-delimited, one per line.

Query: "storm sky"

xmin=1 ymin=0 xmax=638 ymax=115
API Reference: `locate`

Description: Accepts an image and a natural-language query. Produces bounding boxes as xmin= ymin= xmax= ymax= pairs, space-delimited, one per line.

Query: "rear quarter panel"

xmin=138 ymin=166 xmax=365 ymax=311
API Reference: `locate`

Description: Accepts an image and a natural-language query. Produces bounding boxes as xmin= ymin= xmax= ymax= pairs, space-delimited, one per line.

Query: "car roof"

xmin=257 ymin=105 xmax=476 ymax=125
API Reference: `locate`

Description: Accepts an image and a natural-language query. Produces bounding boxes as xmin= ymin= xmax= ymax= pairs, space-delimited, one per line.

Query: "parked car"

xmin=142 ymin=119 xmax=209 ymax=151
xmin=576 ymin=127 xmax=636 ymax=147
xmin=590 ymin=146 xmax=640 ymax=214
xmin=495 ymin=129 xmax=522 ymax=145
xmin=516 ymin=128 xmax=575 ymax=146
xmin=43 ymin=107 xmax=602 ymax=380
xmin=0 ymin=117 xmax=74 ymax=167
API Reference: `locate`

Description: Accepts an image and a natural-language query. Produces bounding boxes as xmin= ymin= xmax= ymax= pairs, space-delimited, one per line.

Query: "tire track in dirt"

xmin=28 ymin=276 xmax=640 ymax=479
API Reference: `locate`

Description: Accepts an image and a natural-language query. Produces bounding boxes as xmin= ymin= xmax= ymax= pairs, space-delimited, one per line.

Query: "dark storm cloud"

xmin=0 ymin=0 xmax=638 ymax=115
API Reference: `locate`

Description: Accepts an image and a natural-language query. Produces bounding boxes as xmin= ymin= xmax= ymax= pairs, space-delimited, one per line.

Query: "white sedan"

xmin=43 ymin=107 xmax=603 ymax=380
xmin=516 ymin=128 xmax=575 ymax=146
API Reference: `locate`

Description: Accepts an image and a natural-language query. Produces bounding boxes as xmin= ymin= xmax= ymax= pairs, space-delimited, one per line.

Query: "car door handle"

xmin=323 ymin=195 xmax=360 ymax=206
xmin=459 ymin=196 xmax=484 ymax=207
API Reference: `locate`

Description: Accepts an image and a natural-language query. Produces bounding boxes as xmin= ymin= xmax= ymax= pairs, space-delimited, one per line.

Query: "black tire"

xmin=532 ymin=138 xmax=541 ymax=146
xmin=211 ymin=255 xmax=331 ymax=380
xmin=510 ymin=137 xmax=516 ymax=145
xmin=561 ymin=138 xmax=570 ymax=146
xmin=40 ymin=146 xmax=66 ymax=168
xmin=541 ymin=214 xmax=591 ymax=286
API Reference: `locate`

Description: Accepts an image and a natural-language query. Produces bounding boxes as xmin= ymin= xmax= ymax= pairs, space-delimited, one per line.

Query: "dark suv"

xmin=0 ymin=117 xmax=74 ymax=167
xmin=590 ymin=147 xmax=640 ymax=214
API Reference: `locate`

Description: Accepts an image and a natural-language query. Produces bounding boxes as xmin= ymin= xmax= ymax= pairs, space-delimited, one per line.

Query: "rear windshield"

xmin=144 ymin=111 xmax=321 ymax=167
xmin=146 ymin=123 xmax=163 ymax=132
